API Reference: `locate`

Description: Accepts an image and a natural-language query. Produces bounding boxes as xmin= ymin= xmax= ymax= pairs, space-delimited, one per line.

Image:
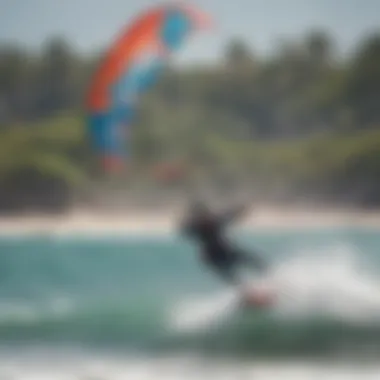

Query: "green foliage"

xmin=0 ymin=30 xmax=380 ymax=210
xmin=0 ymin=113 xmax=86 ymax=184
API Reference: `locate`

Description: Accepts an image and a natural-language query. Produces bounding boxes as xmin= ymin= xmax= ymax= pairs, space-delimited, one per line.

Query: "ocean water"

xmin=1 ymin=227 xmax=380 ymax=379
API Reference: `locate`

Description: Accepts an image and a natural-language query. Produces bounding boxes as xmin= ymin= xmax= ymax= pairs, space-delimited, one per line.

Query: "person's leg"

xmin=234 ymin=247 xmax=268 ymax=272
xmin=208 ymin=258 xmax=240 ymax=286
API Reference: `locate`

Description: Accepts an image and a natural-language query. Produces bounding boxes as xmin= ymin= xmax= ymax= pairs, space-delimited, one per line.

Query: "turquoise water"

xmin=1 ymin=227 xmax=380 ymax=361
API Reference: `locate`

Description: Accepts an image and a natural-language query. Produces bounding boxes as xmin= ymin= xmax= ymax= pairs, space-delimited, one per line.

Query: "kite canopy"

xmin=86 ymin=2 xmax=212 ymax=173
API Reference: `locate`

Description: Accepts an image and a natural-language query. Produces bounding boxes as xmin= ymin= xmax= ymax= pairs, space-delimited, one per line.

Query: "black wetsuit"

xmin=181 ymin=206 xmax=266 ymax=285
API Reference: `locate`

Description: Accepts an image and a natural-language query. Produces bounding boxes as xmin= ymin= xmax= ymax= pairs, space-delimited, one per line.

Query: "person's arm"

xmin=218 ymin=203 xmax=249 ymax=226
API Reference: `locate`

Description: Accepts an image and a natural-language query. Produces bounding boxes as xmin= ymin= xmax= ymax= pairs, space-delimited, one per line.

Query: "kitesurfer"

xmin=180 ymin=200 xmax=268 ymax=287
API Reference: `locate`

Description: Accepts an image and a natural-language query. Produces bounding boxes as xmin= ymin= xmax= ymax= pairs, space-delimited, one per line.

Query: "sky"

xmin=0 ymin=0 xmax=379 ymax=63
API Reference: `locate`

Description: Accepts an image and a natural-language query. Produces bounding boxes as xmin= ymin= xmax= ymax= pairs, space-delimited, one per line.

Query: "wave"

xmin=1 ymin=233 xmax=380 ymax=357
xmin=1 ymin=299 xmax=380 ymax=358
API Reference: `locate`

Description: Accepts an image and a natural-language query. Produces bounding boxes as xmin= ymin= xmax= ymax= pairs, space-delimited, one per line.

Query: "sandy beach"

xmin=0 ymin=206 xmax=380 ymax=235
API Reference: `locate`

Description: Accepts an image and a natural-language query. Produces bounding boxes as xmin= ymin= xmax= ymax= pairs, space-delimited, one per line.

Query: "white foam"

xmin=168 ymin=290 xmax=238 ymax=332
xmin=168 ymin=243 xmax=380 ymax=332
xmin=267 ymin=244 xmax=380 ymax=323
xmin=1 ymin=352 xmax=380 ymax=380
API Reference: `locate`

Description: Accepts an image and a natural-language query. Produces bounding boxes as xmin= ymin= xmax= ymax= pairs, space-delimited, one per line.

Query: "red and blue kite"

xmin=86 ymin=2 xmax=212 ymax=172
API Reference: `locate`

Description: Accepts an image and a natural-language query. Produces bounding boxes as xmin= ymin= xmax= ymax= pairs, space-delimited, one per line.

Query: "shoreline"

xmin=0 ymin=207 xmax=380 ymax=236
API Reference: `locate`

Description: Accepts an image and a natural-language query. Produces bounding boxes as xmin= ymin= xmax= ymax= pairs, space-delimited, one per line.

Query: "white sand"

xmin=0 ymin=206 xmax=379 ymax=236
